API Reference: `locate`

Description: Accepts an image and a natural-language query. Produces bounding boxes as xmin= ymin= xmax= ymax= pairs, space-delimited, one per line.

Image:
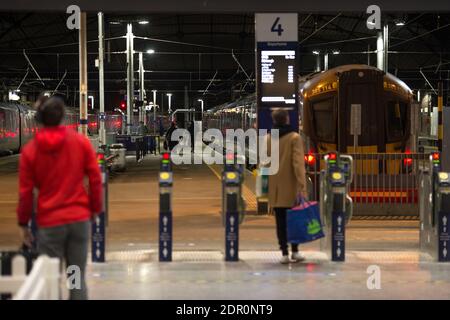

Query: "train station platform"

xmin=1 ymin=154 xmax=450 ymax=299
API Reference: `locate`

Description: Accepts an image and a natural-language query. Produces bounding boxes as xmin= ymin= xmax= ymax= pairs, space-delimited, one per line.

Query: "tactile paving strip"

xmin=353 ymin=215 xmax=419 ymax=220
xmin=101 ymin=250 xmax=429 ymax=264
xmin=346 ymin=251 xmax=433 ymax=263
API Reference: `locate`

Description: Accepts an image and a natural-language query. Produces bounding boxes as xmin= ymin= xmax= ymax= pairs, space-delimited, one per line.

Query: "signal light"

xmin=119 ymin=101 xmax=126 ymax=110
xmin=328 ymin=152 xmax=337 ymax=162
xmin=162 ymin=152 xmax=171 ymax=164
xmin=97 ymin=152 xmax=105 ymax=165
xmin=403 ymin=149 xmax=413 ymax=167
xmin=432 ymin=152 xmax=440 ymax=161
xmin=403 ymin=157 xmax=413 ymax=167
xmin=304 ymin=153 xmax=316 ymax=166
xmin=226 ymin=153 xmax=234 ymax=164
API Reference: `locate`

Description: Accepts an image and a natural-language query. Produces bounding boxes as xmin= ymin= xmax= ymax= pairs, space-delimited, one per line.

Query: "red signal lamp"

xmin=328 ymin=152 xmax=337 ymax=162
xmin=162 ymin=152 xmax=171 ymax=164
xmin=432 ymin=152 xmax=440 ymax=161
xmin=97 ymin=152 xmax=105 ymax=165
xmin=403 ymin=149 xmax=413 ymax=167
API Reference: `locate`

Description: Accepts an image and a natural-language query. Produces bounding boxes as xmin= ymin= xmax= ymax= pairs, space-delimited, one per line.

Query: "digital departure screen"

xmin=259 ymin=49 xmax=296 ymax=106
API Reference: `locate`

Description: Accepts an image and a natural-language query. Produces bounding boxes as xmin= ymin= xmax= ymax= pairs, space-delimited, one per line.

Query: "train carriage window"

xmin=311 ymin=98 xmax=335 ymax=143
xmin=386 ymin=101 xmax=407 ymax=140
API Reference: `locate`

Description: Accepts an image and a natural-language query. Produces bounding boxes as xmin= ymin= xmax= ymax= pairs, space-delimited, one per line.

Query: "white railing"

xmin=0 ymin=255 xmax=60 ymax=300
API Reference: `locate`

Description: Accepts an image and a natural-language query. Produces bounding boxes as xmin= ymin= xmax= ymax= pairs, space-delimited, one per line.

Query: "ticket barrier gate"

xmin=159 ymin=152 xmax=173 ymax=262
xmin=91 ymin=151 xmax=108 ymax=263
xmin=223 ymin=155 xmax=244 ymax=262
xmin=420 ymin=152 xmax=450 ymax=262
xmin=319 ymin=152 xmax=353 ymax=262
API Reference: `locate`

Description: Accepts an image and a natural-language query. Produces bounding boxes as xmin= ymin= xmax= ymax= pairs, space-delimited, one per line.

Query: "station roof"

xmin=0 ymin=12 xmax=449 ymax=109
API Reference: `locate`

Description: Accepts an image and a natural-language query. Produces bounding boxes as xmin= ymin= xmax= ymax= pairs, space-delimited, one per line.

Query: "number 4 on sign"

xmin=271 ymin=17 xmax=284 ymax=36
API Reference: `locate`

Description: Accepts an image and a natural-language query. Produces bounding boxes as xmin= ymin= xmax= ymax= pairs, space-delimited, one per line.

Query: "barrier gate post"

xmin=223 ymin=157 xmax=241 ymax=262
xmin=159 ymin=152 xmax=173 ymax=262
xmin=91 ymin=151 xmax=107 ymax=263
xmin=421 ymin=152 xmax=450 ymax=262
xmin=436 ymin=171 xmax=450 ymax=262
xmin=431 ymin=152 xmax=450 ymax=262
xmin=320 ymin=152 xmax=353 ymax=262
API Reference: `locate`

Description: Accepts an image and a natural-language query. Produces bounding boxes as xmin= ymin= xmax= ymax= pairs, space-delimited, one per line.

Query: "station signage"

xmin=255 ymin=13 xmax=299 ymax=131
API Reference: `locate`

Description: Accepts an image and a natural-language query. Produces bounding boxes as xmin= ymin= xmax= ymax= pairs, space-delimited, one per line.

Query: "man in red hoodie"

xmin=17 ymin=96 xmax=102 ymax=300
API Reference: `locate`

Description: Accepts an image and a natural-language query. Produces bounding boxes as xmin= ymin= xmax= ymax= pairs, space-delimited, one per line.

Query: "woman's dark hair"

xmin=36 ymin=96 xmax=65 ymax=127
xmin=271 ymin=108 xmax=289 ymax=126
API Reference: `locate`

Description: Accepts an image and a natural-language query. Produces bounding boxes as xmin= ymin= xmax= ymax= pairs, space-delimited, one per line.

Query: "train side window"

xmin=386 ymin=101 xmax=407 ymax=140
xmin=311 ymin=98 xmax=335 ymax=143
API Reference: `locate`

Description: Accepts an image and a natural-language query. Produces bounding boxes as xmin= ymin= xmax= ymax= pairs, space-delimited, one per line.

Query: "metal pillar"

xmin=315 ymin=54 xmax=321 ymax=72
xmin=152 ymin=90 xmax=157 ymax=134
xmin=184 ymin=85 xmax=189 ymax=108
xmin=98 ymin=12 xmax=106 ymax=146
xmin=167 ymin=93 xmax=172 ymax=114
xmin=324 ymin=53 xmax=329 ymax=71
xmin=443 ymin=108 xmax=450 ymax=171
xmin=438 ymin=81 xmax=444 ymax=151
xmin=126 ymin=24 xmax=134 ymax=135
xmin=383 ymin=24 xmax=389 ymax=73
xmin=79 ymin=12 xmax=88 ymax=136
xmin=376 ymin=30 xmax=384 ymax=71
xmin=138 ymin=52 xmax=145 ymax=124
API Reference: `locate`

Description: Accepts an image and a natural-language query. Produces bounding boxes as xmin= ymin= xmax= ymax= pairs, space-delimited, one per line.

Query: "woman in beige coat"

xmin=266 ymin=109 xmax=307 ymax=264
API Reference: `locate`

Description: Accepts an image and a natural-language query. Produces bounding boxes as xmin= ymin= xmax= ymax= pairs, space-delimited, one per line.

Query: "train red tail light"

xmin=403 ymin=157 xmax=413 ymax=166
xmin=403 ymin=149 xmax=413 ymax=167
xmin=304 ymin=153 xmax=316 ymax=166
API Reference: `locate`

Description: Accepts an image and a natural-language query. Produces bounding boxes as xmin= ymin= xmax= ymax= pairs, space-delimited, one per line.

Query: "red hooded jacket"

xmin=17 ymin=126 xmax=102 ymax=228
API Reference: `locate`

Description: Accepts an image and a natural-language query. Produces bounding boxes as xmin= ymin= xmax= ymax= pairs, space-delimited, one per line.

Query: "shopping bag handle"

xmin=296 ymin=194 xmax=311 ymax=206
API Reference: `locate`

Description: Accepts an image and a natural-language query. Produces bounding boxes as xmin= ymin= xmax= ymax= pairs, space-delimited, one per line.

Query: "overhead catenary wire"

xmin=299 ymin=13 xmax=342 ymax=44
xmin=19 ymin=36 xmax=125 ymax=51
xmin=390 ymin=23 xmax=450 ymax=48
xmin=231 ymin=49 xmax=251 ymax=81
xmin=52 ymin=69 xmax=67 ymax=94
xmin=134 ymin=35 xmax=233 ymax=52
xmin=16 ymin=67 xmax=29 ymax=91
xmin=23 ymin=49 xmax=44 ymax=86
xmin=203 ymin=70 xmax=218 ymax=95
xmin=420 ymin=69 xmax=438 ymax=94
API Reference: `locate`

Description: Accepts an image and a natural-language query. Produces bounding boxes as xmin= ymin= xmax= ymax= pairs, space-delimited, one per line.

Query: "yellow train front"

xmin=301 ymin=64 xmax=413 ymax=155
xmin=301 ymin=65 xmax=421 ymax=214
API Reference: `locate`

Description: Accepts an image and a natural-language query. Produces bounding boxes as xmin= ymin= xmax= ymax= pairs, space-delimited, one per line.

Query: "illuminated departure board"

xmin=259 ymin=49 xmax=296 ymax=106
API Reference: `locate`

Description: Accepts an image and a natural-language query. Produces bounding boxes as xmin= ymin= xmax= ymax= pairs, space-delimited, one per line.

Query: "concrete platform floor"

xmin=1 ymin=154 xmax=450 ymax=299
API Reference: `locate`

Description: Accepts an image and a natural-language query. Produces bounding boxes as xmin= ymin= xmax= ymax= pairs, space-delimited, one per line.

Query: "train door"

xmin=338 ymin=69 xmax=384 ymax=152
xmin=338 ymin=69 xmax=384 ymax=174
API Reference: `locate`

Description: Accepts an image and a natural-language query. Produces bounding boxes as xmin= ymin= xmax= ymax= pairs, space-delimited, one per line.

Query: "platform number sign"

xmin=255 ymin=13 xmax=298 ymax=42
xmin=271 ymin=17 xmax=284 ymax=36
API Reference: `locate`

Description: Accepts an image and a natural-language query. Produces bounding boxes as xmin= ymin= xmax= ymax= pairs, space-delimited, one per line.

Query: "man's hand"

xmin=19 ymin=226 xmax=34 ymax=248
